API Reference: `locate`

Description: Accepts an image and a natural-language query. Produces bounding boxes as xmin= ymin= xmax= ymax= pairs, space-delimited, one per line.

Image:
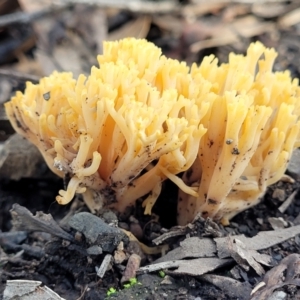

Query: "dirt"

xmin=1 ymin=173 xmax=300 ymax=299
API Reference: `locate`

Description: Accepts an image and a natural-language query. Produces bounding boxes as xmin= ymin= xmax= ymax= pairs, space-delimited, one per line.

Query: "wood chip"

xmin=268 ymin=217 xmax=288 ymax=230
xmin=278 ymin=190 xmax=297 ymax=213
xmin=215 ymin=224 xmax=300 ymax=258
xmin=121 ymin=253 xmax=141 ymax=283
xmin=96 ymin=254 xmax=112 ymax=278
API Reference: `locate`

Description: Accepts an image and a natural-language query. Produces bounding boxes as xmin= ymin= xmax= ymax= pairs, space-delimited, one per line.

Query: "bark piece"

xmin=138 ymin=257 xmax=232 ymax=276
xmin=225 ymin=237 xmax=272 ymax=276
xmin=96 ymin=254 xmax=112 ymax=278
xmin=10 ymin=204 xmax=73 ymax=241
xmin=215 ymin=225 xmax=300 ymax=258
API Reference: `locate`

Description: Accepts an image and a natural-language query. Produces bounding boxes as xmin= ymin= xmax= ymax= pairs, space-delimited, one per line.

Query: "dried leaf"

xmin=153 ymin=237 xmax=216 ymax=264
xmin=279 ymin=7 xmax=300 ymax=28
xmin=10 ymin=204 xmax=74 ymax=241
xmin=201 ymin=274 xmax=252 ymax=300
xmin=3 ymin=280 xmax=65 ymax=300
xmin=226 ymin=238 xmax=272 ymax=276
xmin=108 ymin=15 xmax=151 ymax=41
xmin=251 ymin=254 xmax=300 ymax=300
xmin=252 ymin=3 xmax=288 ymax=18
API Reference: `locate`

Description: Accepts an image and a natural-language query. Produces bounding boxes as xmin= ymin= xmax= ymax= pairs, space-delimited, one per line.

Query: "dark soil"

xmin=1 ymin=171 xmax=300 ymax=299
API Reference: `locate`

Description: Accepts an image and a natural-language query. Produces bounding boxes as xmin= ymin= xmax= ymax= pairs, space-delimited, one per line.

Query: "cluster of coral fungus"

xmin=5 ymin=38 xmax=300 ymax=225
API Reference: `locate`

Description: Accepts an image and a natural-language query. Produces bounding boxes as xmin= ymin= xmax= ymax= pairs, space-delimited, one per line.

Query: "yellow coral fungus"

xmin=177 ymin=42 xmax=300 ymax=225
xmin=5 ymin=39 xmax=300 ymax=225
xmin=5 ymin=38 xmax=207 ymax=214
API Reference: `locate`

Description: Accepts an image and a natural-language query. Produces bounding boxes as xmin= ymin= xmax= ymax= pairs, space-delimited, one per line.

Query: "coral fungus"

xmin=5 ymin=39 xmax=300 ymax=225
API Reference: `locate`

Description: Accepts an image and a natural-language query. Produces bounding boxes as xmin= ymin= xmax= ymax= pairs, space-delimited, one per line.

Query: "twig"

xmin=53 ymin=0 xmax=179 ymax=13
xmin=96 ymin=254 xmax=112 ymax=278
xmin=63 ymin=0 xmax=299 ymax=7
xmin=0 ymin=69 xmax=40 ymax=83
xmin=0 ymin=5 xmax=70 ymax=28
xmin=278 ymin=190 xmax=298 ymax=213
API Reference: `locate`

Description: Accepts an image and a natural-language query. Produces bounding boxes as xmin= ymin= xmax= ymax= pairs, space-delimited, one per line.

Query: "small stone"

xmin=130 ymin=223 xmax=143 ymax=240
xmin=114 ymin=250 xmax=127 ymax=264
xmin=0 ymin=231 xmax=27 ymax=245
xmin=189 ymin=278 xmax=196 ymax=288
xmin=230 ymin=222 xmax=239 ymax=228
xmin=272 ymin=189 xmax=286 ymax=201
xmin=99 ymin=209 xmax=118 ymax=225
xmin=118 ymin=222 xmax=129 ymax=230
xmin=268 ymin=217 xmax=288 ymax=230
xmin=87 ymin=256 xmax=93 ymax=264
xmin=294 ymin=213 xmax=300 ymax=225
xmin=121 ymin=253 xmax=141 ymax=283
xmin=160 ymin=275 xmax=174 ymax=285
xmin=74 ymin=231 xmax=82 ymax=242
xmin=267 ymin=291 xmax=287 ymax=300
xmin=126 ymin=241 xmax=146 ymax=262
xmin=178 ymin=287 xmax=188 ymax=295
xmin=129 ymin=215 xmax=139 ymax=224
xmin=256 ymin=218 xmax=264 ymax=225
xmin=117 ymin=241 xmax=124 ymax=251
xmin=230 ymin=266 xmax=242 ymax=280
xmin=238 ymin=225 xmax=250 ymax=234
xmin=87 ymin=245 xmax=103 ymax=255
xmin=68 ymin=212 xmax=128 ymax=252
xmin=295 ymin=235 xmax=300 ymax=246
